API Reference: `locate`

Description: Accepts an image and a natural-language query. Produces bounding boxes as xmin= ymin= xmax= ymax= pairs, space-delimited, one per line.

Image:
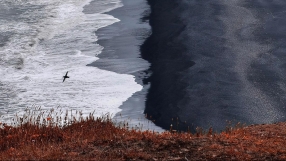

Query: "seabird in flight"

xmin=63 ymin=71 xmax=69 ymax=82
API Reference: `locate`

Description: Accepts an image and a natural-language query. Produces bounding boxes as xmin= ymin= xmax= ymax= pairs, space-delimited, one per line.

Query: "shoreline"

xmin=86 ymin=0 xmax=286 ymax=133
xmin=87 ymin=0 xmax=164 ymax=132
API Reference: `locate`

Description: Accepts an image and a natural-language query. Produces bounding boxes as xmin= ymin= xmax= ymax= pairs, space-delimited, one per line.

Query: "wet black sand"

xmin=86 ymin=0 xmax=164 ymax=132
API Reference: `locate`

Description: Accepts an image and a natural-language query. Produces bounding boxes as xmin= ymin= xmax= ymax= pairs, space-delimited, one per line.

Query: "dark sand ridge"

xmin=142 ymin=0 xmax=286 ymax=132
xmin=85 ymin=0 xmax=164 ymax=132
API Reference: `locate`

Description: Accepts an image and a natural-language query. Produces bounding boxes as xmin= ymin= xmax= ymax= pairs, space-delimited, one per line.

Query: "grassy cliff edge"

xmin=0 ymin=111 xmax=286 ymax=160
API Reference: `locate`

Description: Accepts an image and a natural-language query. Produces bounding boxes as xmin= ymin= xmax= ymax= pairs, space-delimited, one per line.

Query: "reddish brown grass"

xmin=0 ymin=112 xmax=286 ymax=160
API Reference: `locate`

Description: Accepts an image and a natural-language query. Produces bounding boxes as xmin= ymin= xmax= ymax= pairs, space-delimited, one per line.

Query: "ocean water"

xmin=0 ymin=0 xmax=142 ymax=121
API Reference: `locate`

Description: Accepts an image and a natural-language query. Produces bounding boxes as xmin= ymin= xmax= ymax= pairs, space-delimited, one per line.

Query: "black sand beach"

xmin=142 ymin=0 xmax=286 ymax=132
xmin=88 ymin=0 xmax=286 ymax=133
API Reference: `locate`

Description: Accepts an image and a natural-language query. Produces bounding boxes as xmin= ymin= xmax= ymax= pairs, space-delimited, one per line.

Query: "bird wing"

xmin=63 ymin=77 xmax=66 ymax=82
xmin=65 ymin=71 xmax=68 ymax=76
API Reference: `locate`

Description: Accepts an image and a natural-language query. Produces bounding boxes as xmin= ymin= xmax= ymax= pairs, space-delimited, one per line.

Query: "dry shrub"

xmin=0 ymin=109 xmax=286 ymax=160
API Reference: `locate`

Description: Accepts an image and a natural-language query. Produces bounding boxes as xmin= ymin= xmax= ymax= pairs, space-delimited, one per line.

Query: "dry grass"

xmin=0 ymin=109 xmax=286 ymax=160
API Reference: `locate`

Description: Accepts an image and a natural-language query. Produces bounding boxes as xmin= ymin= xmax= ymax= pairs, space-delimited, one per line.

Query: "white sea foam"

xmin=0 ymin=0 xmax=142 ymax=120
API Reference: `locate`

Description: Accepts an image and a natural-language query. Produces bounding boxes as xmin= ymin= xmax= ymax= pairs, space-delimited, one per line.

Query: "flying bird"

xmin=63 ymin=71 xmax=69 ymax=82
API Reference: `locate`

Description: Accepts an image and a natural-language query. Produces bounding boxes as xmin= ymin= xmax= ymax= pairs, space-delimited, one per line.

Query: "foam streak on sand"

xmin=0 ymin=0 xmax=142 ymax=120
